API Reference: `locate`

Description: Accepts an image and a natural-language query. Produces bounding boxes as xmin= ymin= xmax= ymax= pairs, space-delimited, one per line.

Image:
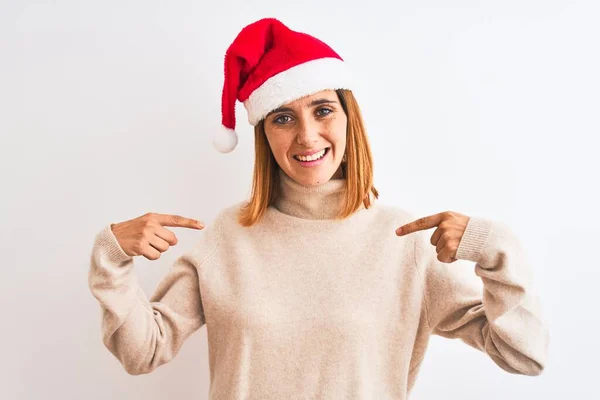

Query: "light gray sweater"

xmin=89 ymin=169 xmax=548 ymax=399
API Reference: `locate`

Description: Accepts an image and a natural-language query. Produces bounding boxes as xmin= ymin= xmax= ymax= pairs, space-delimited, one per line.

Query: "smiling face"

xmin=262 ymin=89 xmax=347 ymax=186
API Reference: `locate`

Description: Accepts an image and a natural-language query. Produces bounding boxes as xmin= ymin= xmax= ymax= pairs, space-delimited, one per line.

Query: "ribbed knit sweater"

xmin=89 ymin=169 xmax=548 ymax=399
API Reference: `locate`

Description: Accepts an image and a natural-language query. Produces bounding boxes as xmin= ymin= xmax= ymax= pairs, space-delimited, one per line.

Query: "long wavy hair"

xmin=238 ymin=89 xmax=379 ymax=227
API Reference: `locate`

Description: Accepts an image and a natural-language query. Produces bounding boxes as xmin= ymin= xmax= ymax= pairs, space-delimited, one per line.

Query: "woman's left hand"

xmin=395 ymin=211 xmax=470 ymax=263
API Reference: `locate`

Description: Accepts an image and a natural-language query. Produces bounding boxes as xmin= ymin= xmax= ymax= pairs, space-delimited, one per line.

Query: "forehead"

xmin=284 ymin=89 xmax=338 ymax=107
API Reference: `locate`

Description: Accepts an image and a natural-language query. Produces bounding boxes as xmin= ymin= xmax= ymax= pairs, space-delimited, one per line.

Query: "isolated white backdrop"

xmin=1 ymin=0 xmax=598 ymax=399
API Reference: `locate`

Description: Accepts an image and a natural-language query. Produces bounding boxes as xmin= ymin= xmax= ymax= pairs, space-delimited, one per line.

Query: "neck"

xmin=273 ymin=169 xmax=347 ymax=220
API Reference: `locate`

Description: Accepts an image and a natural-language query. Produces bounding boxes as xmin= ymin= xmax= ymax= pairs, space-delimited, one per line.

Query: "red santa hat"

xmin=213 ymin=18 xmax=353 ymax=153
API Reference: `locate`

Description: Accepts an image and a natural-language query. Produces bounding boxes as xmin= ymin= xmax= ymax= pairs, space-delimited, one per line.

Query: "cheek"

xmin=267 ymin=134 xmax=293 ymax=159
xmin=323 ymin=117 xmax=347 ymax=146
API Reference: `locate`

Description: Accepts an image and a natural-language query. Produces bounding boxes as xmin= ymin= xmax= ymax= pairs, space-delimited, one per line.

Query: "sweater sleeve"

xmin=417 ymin=216 xmax=549 ymax=376
xmin=88 ymin=219 xmax=220 ymax=375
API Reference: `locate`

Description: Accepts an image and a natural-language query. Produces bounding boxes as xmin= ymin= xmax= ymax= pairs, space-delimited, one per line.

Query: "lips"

xmin=294 ymin=147 xmax=329 ymax=157
xmin=293 ymin=147 xmax=329 ymax=161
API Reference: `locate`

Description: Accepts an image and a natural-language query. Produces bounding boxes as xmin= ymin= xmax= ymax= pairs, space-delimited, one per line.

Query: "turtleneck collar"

xmin=273 ymin=168 xmax=348 ymax=220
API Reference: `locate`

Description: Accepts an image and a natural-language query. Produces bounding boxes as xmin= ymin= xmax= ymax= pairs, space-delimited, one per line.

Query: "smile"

xmin=293 ymin=148 xmax=329 ymax=162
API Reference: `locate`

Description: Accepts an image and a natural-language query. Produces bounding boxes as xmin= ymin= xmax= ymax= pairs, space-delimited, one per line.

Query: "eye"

xmin=273 ymin=115 xmax=292 ymax=125
xmin=316 ymin=107 xmax=333 ymax=117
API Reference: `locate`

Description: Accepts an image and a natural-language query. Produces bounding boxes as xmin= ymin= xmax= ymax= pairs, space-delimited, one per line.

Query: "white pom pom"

xmin=212 ymin=126 xmax=239 ymax=153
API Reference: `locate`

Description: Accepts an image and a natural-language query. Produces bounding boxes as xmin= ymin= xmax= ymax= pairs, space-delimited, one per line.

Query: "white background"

xmin=1 ymin=0 xmax=598 ymax=399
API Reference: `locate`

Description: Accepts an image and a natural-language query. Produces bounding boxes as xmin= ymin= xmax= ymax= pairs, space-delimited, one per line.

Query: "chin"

xmin=295 ymin=170 xmax=337 ymax=186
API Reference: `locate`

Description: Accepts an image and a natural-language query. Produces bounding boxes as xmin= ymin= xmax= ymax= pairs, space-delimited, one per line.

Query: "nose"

xmin=294 ymin=118 xmax=321 ymax=147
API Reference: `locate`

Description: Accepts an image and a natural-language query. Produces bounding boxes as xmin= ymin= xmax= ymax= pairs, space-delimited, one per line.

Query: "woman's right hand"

xmin=110 ymin=213 xmax=205 ymax=260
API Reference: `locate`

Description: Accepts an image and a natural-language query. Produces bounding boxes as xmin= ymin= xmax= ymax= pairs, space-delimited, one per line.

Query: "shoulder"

xmin=185 ymin=201 xmax=245 ymax=267
xmin=367 ymin=201 xmax=420 ymax=227
xmin=351 ymin=202 xmax=425 ymax=254
xmin=368 ymin=202 xmax=438 ymax=263
xmin=212 ymin=200 xmax=247 ymax=229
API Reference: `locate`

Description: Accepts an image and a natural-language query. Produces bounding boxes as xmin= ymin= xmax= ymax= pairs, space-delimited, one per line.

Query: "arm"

xmin=88 ymin=218 xmax=220 ymax=375
xmin=417 ymin=216 xmax=549 ymax=375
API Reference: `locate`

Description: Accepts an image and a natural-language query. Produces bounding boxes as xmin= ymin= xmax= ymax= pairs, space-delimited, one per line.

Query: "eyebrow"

xmin=266 ymin=98 xmax=338 ymax=117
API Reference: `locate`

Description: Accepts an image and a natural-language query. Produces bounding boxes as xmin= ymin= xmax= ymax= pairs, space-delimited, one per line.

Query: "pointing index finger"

xmin=155 ymin=213 xmax=204 ymax=229
xmin=396 ymin=213 xmax=443 ymax=236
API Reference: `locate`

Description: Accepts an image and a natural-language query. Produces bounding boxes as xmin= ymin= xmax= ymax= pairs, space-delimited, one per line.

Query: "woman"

xmin=89 ymin=18 xmax=548 ymax=399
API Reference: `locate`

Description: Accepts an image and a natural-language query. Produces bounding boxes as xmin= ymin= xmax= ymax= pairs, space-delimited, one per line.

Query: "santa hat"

xmin=213 ymin=18 xmax=353 ymax=153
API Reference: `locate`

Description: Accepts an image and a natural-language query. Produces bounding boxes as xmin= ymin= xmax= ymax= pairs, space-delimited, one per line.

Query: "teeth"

xmin=295 ymin=148 xmax=326 ymax=162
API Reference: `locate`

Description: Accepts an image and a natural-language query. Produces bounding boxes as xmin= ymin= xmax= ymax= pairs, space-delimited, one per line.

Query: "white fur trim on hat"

xmin=212 ymin=125 xmax=239 ymax=153
xmin=243 ymin=57 xmax=352 ymax=126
